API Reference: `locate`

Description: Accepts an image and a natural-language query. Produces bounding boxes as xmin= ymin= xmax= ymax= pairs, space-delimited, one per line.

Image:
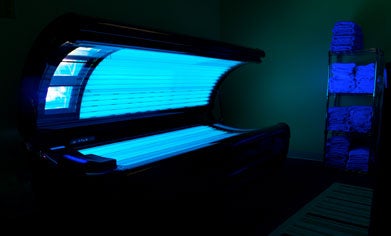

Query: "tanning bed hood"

xmin=18 ymin=13 xmax=265 ymax=139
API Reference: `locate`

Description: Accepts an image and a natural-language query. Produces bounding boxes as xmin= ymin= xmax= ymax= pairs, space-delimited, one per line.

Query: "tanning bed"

xmin=18 ymin=13 xmax=290 ymax=176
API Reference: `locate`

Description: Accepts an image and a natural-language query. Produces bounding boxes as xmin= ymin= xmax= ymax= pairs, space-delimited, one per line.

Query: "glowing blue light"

xmin=53 ymin=60 xmax=84 ymax=76
xmin=68 ymin=47 xmax=101 ymax=57
xmin=78 ymin=125 xmax=240 ymax=169
xmin=63 ymin=154 xmax=88 ymax=164
xmin=45 ymin=86 xmax=73 ymax=110
xmin=79 ymin=48 xmax=242 ymax=119
xmin=50 ymin=145 xmax=66 ymax=150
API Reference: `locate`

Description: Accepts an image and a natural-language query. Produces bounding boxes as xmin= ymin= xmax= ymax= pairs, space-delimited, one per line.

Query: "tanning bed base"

xmin=78 ymin=125 xmax=241 ymax=171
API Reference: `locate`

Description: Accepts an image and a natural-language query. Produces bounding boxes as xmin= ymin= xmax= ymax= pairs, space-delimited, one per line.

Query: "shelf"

xmin=324 ymin=48 xmax=384 ymax=174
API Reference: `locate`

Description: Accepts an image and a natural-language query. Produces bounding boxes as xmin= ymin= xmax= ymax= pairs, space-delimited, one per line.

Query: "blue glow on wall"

xmin=78 ymin=125 xmax=240 ymax=169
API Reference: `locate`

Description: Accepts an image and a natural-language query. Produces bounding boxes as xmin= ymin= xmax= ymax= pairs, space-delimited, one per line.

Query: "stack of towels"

xmin=330 ymin=21 xmax=364 ymax=52
xmin=354 ymin=63 xmax=375 ymax=93
xmin=327 ymin=106 xmax=373 ymax=133
xmin=346 ymin=147 xmax=370 ymax=172
xmin=327 ymin=106 xmax=350 ymax=132
xmin=328 ymin=62 xmax=375 ymax=93
xmin=325 ymin=136 xmax=350 ymax=169
xmin=349 ymin=105 xmax=373 ymax=133
xmin=328 ymin=62 xmax=356 ymax=93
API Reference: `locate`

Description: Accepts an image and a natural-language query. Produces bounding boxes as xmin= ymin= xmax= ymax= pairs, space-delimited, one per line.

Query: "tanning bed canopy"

xmin=18 ymin=13 xmax=265 ymax=139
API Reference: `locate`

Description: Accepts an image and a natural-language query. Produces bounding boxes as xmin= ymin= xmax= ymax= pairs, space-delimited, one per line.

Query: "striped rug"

xmin=269 ymin=182 xmax=373 ymax=236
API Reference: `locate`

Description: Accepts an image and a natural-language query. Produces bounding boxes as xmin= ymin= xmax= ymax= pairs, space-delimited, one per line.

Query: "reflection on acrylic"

xmin=45 ymin=86 xmax=73 ymax=109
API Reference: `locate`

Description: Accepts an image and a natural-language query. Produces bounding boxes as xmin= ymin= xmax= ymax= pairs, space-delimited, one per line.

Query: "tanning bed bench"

xmin=17 ymin=14 xmax=290 ymax=213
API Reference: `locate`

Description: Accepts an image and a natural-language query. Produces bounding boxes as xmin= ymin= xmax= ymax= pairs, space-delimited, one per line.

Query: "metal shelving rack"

xmin=323 ymin=48 xmax=385 ymax=174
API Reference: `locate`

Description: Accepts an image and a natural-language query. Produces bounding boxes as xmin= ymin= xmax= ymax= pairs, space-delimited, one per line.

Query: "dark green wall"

xmin=220 ymin=0 xmax=391 ymax=160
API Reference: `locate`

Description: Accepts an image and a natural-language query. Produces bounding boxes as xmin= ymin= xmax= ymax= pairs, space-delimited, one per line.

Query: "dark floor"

xmin=3 ymin=157 xmax=384 ymax=235
xmin=226 ymin=158 xmax=376 ymax=235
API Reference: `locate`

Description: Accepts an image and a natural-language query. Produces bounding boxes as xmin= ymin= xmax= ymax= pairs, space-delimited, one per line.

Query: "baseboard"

xmin=288 ymin=151 xmax=324 ymax=162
